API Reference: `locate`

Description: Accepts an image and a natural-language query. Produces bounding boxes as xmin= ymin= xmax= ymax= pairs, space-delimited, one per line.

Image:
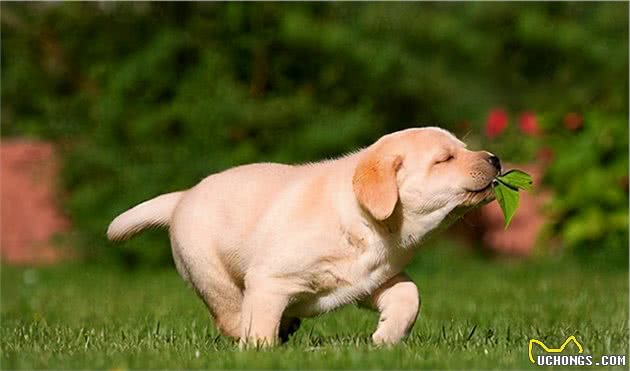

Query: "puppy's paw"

xmin=371 ymin=329 xmax=404 ymax=345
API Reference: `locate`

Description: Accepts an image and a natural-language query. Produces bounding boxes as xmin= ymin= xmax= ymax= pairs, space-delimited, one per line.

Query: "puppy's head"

xmin=353 ymin=127 xmax=500 ymax=221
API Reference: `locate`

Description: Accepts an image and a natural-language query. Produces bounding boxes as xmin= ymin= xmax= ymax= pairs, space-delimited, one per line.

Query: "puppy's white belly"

xmin=286 ymin=288 xmax=366 ymax=317
xmin=284 ymin=264 xmax=399 ymax=318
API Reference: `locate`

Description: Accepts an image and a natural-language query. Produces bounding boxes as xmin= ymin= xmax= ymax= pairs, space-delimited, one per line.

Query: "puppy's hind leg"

xmin=197 ymin=268 xmax=244 ymax=339
xmin=193 ymin=282 xmax=243 ymax=339
xmin=170 ymin=235 xmax=243 ymax=338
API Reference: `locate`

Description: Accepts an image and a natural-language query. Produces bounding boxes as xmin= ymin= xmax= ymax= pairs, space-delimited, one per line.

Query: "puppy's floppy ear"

xmin=353 ymin=149 xmax=403 ymax=220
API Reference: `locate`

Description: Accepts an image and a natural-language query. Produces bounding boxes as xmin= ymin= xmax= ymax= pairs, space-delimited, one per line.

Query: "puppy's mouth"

xmin=461 ymin=179 xmax=496 ymax=206
xmin=466 ymin=179 xmax=496 ymax=193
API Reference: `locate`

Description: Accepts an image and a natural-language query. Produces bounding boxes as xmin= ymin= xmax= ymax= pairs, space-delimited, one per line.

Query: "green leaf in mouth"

xmin=492 ymin=169 xmax=533 ymax=228
xmin=496 ymin=169 xmax=533 ymax=191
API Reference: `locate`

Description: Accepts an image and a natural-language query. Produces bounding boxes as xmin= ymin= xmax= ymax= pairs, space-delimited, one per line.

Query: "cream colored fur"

xmin=107 ymin=127 xmax=499 ymax=346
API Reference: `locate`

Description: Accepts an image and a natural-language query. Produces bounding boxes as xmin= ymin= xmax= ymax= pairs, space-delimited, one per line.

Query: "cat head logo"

xmin=528 ymin=335 xmax=584 ymax=364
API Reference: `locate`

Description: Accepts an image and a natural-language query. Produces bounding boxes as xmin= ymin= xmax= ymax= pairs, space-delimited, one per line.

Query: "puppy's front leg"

xmin=239 ymin=279 xmax=289 ymax=348
xmin=368 ymin=273 xmax=420 ymax=345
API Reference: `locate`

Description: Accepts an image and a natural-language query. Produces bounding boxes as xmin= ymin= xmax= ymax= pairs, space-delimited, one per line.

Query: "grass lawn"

xmin=1 ymin=242 xmax=628 ymax=369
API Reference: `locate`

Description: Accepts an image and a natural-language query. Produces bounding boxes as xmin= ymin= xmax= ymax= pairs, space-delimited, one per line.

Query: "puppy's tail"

xmin=107 ymin=191 xmax=184 ymax=242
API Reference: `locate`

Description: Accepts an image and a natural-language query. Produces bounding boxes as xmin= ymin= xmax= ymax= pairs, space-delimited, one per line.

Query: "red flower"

xmin=519 ymin=111 xmax=539 ymax=136
xmin=563 ymin=112 xmax=583 ymax=131
xmin=485 ymin=109 xmax=508 ymax=138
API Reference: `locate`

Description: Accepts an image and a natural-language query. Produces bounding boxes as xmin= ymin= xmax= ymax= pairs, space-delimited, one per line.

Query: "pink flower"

xmin=563 ymin=112 xmax=583 ymax=131
xmin=519 ymin=111 xmax=540 ymax=136
xmin=485 ymin=109 xmax=508 ymax=138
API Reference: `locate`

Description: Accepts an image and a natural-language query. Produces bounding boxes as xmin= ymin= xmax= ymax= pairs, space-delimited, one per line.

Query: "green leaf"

xmin=493 ymin=168 xmax=533 ymax=228
xmin=493 ymin=182 xmax=520 ymax=229
xmin=496 ymin=169 xmax=533 ymax=191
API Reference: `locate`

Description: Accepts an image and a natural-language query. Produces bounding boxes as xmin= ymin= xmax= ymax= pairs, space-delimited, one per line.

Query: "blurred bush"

xmin=2 ymin=2 xmax=627 ymax=266
xmin=479 ymin=110 xmax=628 ymax=264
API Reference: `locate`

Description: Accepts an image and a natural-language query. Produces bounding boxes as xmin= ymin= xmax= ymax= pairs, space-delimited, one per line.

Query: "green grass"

xmin=1 ymin=243 xmax=628 ymax=369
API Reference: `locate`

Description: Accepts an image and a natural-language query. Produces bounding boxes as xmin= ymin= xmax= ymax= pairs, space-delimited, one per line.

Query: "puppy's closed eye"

xmin=434 ymin=154 xmax=454 ymax=165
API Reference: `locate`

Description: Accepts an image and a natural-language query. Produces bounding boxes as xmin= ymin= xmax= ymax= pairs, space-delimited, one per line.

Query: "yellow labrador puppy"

xmin=108 ymin=127 xmax=500 ymax=346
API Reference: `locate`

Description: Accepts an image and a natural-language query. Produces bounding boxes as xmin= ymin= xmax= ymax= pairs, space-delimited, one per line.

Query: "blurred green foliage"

xmin=2 ymin=3 xmax=628 ymax=266
xmin=543 ymin=112 xmax=628 ymax=257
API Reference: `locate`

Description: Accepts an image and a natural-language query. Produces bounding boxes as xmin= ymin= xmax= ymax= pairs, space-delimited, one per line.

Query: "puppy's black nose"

xmin=488 ymin=155 xmax=501 ymax=171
